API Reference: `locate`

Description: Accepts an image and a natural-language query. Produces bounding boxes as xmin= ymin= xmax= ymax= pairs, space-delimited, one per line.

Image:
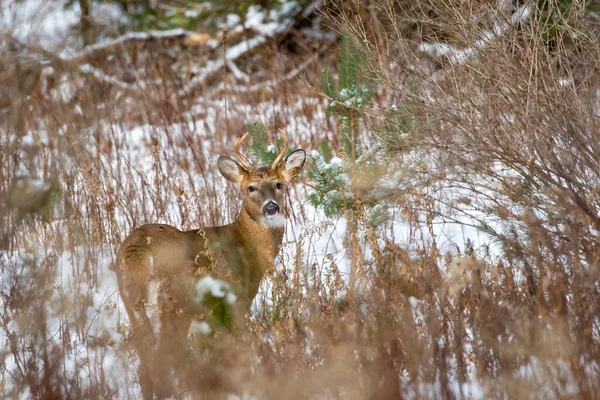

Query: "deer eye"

xmin=248 ymin=186 xmax=256 ymax=193
xmin=275 ymin=182 xmax=282 ymax=189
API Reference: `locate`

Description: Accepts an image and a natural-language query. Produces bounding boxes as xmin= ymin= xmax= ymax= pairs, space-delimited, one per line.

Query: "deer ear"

xmin=218 ymin=156 xmax=248 ymax=184
xmin=278 ymin=149 xmax=306 ymax=180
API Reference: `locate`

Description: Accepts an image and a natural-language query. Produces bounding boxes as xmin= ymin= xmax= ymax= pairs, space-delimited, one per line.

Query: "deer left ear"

xmin=278 ymin=149 xmax=306 ymax=180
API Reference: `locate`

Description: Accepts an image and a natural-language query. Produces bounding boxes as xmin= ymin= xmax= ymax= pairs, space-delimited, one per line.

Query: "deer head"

xmin=217 ymin=130 xmax=306 ymax=228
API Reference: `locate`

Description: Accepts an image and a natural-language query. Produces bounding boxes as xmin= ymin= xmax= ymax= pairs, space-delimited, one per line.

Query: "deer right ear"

xmin=218 ymin=156 xmax=248 ymax=184
xmin=278 ymin=149 xmax=306 ymax=180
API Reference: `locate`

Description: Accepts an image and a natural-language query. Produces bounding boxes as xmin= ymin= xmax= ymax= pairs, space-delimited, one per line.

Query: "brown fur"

xmin=115 ymin=151 xmax=305 ymax=399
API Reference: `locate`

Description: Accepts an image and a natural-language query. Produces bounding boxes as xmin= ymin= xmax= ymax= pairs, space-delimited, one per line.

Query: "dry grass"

xmin=325 ymin=0 xmax=600 ymax=398
xmin=2 ymin=1 xmax=600 ymax=399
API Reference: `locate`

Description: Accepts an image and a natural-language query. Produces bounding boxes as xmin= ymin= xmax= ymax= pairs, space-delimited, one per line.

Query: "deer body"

xmin=115 ymin=132 xmax=305 ymax=399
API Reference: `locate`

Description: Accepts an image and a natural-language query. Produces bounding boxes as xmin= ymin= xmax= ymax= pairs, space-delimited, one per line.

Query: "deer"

xmin=115 ymin=130 xmax=306 ymax=399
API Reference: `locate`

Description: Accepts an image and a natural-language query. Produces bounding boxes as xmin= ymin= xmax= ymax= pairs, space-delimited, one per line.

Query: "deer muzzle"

xmin=263 ymin=201 xmax=280 ymax=216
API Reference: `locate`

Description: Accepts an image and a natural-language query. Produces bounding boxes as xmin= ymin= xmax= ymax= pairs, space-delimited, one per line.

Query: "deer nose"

xmin=263 ymin=201 xmax=280 ymax=216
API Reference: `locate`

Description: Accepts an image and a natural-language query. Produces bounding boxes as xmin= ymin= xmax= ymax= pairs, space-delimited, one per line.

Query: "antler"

xmin=271 ymin=129 xmax=289 ymax=170
xmin=234 ymin=132 xmax=252 ymax=170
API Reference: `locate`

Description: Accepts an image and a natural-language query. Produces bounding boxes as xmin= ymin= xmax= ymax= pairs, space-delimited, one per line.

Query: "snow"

xmin=245 ymin=2 xmax=300 ymax=37
xmin=1 ymin=0 xmax=80 ymax=48
xmin=221 ymin=13 xmax=242 ymax=29
xmin=9 ymin=177 xmax=52 ymax=192
xmin=195 ymin=276 xmax=237 ymax=305
xmin=329 ymin=157 xmax=343 ymax=166
xmin=189 ymin=321 xmax=212 ymax=335
xmin=0 ymin=245 xmax=135 ymax=397
xmin=245 ymin=5 xmax=281 ymax=36
xmin=147 ymin=272 xmax=160 ymax=334
xmin=1 ymin=0 xmax=121 ymax=54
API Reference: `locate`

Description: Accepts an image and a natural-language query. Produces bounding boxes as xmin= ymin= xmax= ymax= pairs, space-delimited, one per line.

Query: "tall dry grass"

xmin=322 ymin=0 xmax=600 ymax=398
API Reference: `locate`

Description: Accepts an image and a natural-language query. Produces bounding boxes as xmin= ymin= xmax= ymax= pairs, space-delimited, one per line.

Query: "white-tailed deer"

xmin=115 ymin=130 xmax=305 ymax=399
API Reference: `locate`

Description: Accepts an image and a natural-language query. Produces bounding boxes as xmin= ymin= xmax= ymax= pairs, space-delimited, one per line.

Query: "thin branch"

xmin=65 ymin=29 xmax=219 ymax=66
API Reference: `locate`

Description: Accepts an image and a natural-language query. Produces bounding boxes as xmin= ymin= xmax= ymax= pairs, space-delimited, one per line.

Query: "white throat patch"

xmin=261 ymin=200 xmax=285 ymax=228
xmin=261 ymin=214 xmax=286 ymax=228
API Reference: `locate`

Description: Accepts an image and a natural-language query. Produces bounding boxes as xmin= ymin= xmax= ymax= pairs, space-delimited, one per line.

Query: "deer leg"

xmin=120 ymin=299 xmax=160 ymax=399
xmin=116 ymin=260 xmax=160 ymax=400
xmin=123 ymin=303 xmax=158 ymax=400
xmin=137 ymin=345 xmax=155 ymax=400
xmin=155 ymin=308 xmax=192 ymax=397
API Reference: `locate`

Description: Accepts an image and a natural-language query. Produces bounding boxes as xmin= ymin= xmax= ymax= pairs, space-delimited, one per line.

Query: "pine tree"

xmin=246 ymin=121 xmax=295 ymax=167
xmin=307 ymin=35 xmax=383 ymax=223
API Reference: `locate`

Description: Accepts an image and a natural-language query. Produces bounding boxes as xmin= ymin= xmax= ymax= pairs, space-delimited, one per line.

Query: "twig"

xmin=420 ymin=5 xmax=532 ymax=81
xmin=227 ymin=61 xmax=250 ymax=83
xmin=65 ymin=29 xmax=219 ymax=66
xmin=177 ymin=35 xmax=268 ymax=97
xmin=78 ymin=64 xmax=138 ymax=92
xmin=207 ymin=38 xmax=336 ymax=97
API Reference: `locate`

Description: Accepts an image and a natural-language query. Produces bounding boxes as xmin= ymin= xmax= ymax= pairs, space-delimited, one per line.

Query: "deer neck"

xmin=232 ymin=207 xmax=284 ymax=268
